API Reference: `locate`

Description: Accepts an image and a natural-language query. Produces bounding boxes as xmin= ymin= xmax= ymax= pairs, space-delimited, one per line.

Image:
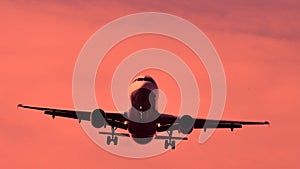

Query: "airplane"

xmin=18 ymin=75 xmax=269 ymax=149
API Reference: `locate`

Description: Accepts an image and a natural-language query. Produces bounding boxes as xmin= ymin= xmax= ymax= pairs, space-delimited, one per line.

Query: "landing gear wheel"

xmin=107 ymin=136 xmax=111 ymax=145
xmin=164 ymin=140 xmax=169 ymax=149
xmin=113 ymin=136 xmax=118 ymax=145
xmin=171 ymin=141 xmax=176 ymax=149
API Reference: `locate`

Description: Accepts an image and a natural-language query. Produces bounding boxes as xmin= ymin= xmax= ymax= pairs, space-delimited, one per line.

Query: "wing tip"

xmin=17 ymin=104 xmax=23 ymax=109
xmin=265 ymin=121 xmax=270 ymax=126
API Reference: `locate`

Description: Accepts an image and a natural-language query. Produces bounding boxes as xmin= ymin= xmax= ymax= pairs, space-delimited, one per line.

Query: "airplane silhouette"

xmin=18 ymin=75 xmax=269 ymax=149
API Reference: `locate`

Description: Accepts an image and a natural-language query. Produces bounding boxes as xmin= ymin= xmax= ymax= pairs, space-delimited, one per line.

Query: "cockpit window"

xmin=133 ymin=77 xmax=156 ymax=84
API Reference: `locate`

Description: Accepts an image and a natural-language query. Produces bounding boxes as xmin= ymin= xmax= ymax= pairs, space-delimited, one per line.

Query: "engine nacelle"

xmin=90 ymin=109 xmax=106 ymax=128
xmin=179 ymin=115 xmax=194 ymax=134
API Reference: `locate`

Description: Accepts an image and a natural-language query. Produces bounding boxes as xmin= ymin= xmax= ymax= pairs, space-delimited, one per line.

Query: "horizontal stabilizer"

xmin=99 ymin=131 xmax=130 ymax=137
xmin=155 ymin=135 xmax=188 ymax=140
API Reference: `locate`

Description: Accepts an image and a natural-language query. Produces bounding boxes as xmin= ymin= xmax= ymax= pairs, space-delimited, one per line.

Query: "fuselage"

xmin=127 ymin=75 xmax=160 ymax=144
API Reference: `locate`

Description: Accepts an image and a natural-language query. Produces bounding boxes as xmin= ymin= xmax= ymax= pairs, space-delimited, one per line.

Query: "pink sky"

xmin=1 ymin=0 xmax=299 ymax=168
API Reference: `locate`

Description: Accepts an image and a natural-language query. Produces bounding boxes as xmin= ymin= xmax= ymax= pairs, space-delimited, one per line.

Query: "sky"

xmin=1 ymin=0 xmax=299 ymax=168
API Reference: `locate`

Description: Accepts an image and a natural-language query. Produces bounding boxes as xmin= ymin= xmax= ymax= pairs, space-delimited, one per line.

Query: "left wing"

xmin=17 ymin=104 xmax=128 ymax=130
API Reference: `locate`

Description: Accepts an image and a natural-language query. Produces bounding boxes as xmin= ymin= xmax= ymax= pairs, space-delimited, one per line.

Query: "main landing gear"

xmin=106 ymin=127 xmax=118 ymax=145
xmin=99 ymin=122 xmax=130 ymax=146
xmin=98 ymin=123 xmax=119 ymax=145
xmin=155 ymin=130 xmax=188 ymax=150
xmin=164 ymin=130 xmax=176 ymax=149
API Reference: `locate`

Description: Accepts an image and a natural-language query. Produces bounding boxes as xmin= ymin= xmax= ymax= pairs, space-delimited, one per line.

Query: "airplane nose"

xmin=131 ymin=88 xmax=156 ymax=111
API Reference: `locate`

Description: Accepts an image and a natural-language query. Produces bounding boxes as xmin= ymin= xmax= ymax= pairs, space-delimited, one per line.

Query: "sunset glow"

xmin=1 ymin=0 xmax=299 ymax=168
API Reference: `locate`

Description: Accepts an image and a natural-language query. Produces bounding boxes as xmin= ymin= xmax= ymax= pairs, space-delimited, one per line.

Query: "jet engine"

xmin=90 ymin=109 xmax=106 ymax=128
xmin=179 ymin=115 xmax=194 ymax=134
